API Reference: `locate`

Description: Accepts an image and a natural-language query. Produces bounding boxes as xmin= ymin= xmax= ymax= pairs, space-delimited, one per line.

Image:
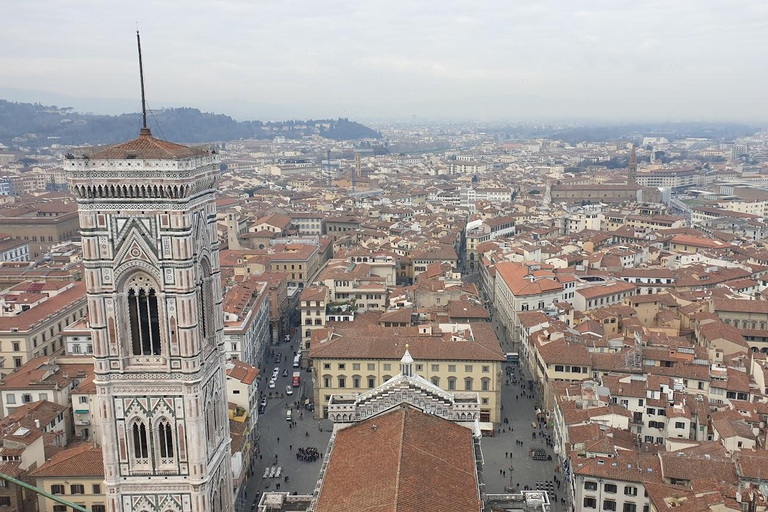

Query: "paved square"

xmin=244 ymin=341 xmax=567 ymax=511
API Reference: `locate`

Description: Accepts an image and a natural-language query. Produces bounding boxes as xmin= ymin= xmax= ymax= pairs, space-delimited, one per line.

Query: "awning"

xmin=479 ymin=421 xmax=494 ymax=432
xmin=75 ymin=410 xmax=89 ymax=414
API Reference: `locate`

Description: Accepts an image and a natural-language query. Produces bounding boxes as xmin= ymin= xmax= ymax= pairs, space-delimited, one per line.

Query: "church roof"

xmin=89 ymin=128 xmax=207 ymax=160
xmin=314 ymin=406 xmax=482 ymax=512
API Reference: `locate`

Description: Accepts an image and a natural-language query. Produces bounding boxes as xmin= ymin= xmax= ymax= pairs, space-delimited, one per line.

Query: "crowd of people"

xmin=296 ymin=446 xmax=320 ymax=462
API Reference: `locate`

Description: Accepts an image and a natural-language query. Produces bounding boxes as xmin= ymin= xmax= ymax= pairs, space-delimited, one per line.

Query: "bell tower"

xmin=66 ymin=33 xmax=233 ymax=512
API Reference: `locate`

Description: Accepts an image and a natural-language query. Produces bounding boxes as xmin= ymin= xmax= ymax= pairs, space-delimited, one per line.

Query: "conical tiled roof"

xmin=89 ymin=128 xmax=206 ymax=160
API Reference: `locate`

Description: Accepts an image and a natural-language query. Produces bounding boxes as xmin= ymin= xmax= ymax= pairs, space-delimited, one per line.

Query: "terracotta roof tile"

xmin=89 ymin=129 xmax=206 ymax=160
xmin=315 ymin=406 xmax=482 ymax=512
xmin=29 ymin=442 xmax=104 ymax=478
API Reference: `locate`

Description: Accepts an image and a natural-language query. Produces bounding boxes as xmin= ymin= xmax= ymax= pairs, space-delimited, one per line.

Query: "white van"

xmin=293 ymin=354 xmax=301 ymax=368
xmin=286 ymin=409 xmax=292 ymax=422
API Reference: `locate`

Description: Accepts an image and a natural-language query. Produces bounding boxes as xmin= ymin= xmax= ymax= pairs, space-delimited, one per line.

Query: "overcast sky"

xmin=2 ymin=0 xmax=767 ymax=122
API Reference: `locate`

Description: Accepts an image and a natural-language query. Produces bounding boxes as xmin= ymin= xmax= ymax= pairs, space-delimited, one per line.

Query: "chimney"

xmin=34 ymin=419 xmax=40 ymax=429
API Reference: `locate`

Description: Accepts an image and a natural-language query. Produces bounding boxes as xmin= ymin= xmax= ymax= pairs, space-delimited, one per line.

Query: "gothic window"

xmin=127 ymin=279 xmax=161 ymax=356
xmin=132 ymin=421 xmax=149 ymax=460
xmin=206 ymin=404 xmax=215 ymax=445
xmin=158 ymin=420 xmax=174 ymax=458
xmin=198 ymin=258 xmax=214 ymax=346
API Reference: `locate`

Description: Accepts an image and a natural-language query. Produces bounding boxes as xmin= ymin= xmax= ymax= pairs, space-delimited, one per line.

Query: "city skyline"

xmin=3 ymin=0 xmax=768 ymax=123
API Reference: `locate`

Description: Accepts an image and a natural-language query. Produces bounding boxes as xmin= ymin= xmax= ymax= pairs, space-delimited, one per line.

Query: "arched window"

xmin=132 ymin=421 xmax=148 ymax=459
xmin=128 ymin=288 xmax=161 ymax=356
xmin=481 ymin=378 xmax=490 ymax=391
xmin=448 ymin=377 xmax=457 ymax=390
xmin=465 ymin=378 xmax=473 ymax=391
xmin=158 ymin=420 xmax=173 ymax=458
xmin=206 ymin=405 xmax=215 ymax=444
xmin=431 ymin=376 xmax=440 ymax=387
xmin=198 ymin=258 xmax=214 ymax=345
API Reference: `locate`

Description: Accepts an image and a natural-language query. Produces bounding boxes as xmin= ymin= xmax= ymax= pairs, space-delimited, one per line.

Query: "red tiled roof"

xmin=29 ymin=442 xmax=104 ymax=478
xmin=89 ymin=129 xmax=206 ymax=160
xmin=315 ymin=406 xmax=482 ymax=512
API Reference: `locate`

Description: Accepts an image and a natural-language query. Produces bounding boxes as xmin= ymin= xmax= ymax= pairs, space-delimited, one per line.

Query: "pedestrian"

xmin=277 ymin=437 xmax=280 ymax=443
xmin=505 ymin=452 xmax=508 ymax=458
xmin=289 ymin=445 xmax=292 ymax=451
xmin=503 ymin=470 xmax=506 ymax=477
xmin=500 ymin=469 xmax=503 ymax=475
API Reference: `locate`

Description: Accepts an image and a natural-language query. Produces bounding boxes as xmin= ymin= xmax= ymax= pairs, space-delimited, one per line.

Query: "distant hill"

xmin=0 ymin=99 xmax=382 ymax=148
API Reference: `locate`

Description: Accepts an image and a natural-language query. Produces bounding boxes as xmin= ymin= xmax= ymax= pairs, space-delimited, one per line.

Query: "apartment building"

xmin=411 ymin=244 xmax=458 ymax=279
xmin=299 ymin=285 xmax=330 ymax=362
xmin=316 ymin=259 xmax=388 ymax=311
xmin=0 ymin=236 xmax=29 ymax=262
xmin=309 ymin=321 xmax=504 ymax=423
xmin=493 ymin=262 xmax=573 ymax=349
xmin=0 ymin=200 xmax=80 ymax=258
xmin=572 ymin=453 xmax=662 ymax=512
xmin=573 ymin=281 xmax=637 ymax=311
xmin=265 ymin=243 xmax=320 ymax=289
xmin=0 ymin=355 xmax=94 ymax=417
xmin=222 ymin=276 xmax=271 ymax=366
xmin=0 ymin=281 xmax=87 ymax=375
xmin=60 ymin=317 xmax=93 ymax=355
xmin=250 ymin=271 xmax=289 ymax=344
xmin=70 ymin=374 xmax=100 ymax=443
xmin=290 ymin=212 xmax=325 ymax=236
xmin=30 ymin=443 xmax=106 ymax=512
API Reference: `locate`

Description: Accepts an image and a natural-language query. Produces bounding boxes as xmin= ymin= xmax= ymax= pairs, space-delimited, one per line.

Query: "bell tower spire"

xmin=66 ymin=33 xmax=233 ymax=512
xmin=136 ymin=29 xmax=150 ymax=135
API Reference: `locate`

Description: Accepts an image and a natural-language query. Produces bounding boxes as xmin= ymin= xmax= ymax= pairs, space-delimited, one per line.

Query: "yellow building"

xmin=309 ymin=321 xmax=505 ymax=423
xmin=30 ymin=443 xmax=106 ymax=512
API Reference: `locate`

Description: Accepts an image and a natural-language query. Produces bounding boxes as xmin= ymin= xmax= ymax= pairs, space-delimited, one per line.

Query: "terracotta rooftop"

xmin=89 ymin=128 xmax=207 ymax=160
xmin=315 ymin=406 xmax=482 ymax=512
xmin=310 ymin=322 xmax=504 ymax=362
xmin=29 ymin=442 xmax=104 ymax=478
xmin=226 ymin=359 xmax=259 ymax=385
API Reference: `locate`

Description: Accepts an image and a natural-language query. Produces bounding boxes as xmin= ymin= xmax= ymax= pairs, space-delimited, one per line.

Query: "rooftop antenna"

xmin=136 ymin=29 xmax=149 ymax=133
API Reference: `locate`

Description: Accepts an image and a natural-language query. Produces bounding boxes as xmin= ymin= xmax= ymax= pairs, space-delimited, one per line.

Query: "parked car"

xmin=275 ymin=353 xmax=282 ymax=364
xmin=285 ymin=385 xmax=293 ymax=396
xmin=268 ymin=378 xmax=276 ymax=389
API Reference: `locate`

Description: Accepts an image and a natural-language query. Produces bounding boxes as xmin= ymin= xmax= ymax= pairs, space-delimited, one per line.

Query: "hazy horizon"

xmin=4 ymin=1 xmax=768 ymax=123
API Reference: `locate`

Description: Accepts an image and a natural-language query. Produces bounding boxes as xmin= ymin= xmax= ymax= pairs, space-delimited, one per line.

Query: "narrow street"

xmin=481 ymin=361 xmax=567 ymax=510
xmin=243 ymin=333 xmax=332 ymax=506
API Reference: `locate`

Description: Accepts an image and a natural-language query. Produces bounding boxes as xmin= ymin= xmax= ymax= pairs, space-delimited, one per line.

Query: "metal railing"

xmin=0 ymin=472 xmax=90 ymax=512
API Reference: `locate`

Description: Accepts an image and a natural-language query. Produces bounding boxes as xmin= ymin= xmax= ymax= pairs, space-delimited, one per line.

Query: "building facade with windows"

xmin=67 ymin=127 xmax=233 ymax=511
xmin=309 ymin=321 xmax=505 ymax=424
xmin=30 ymin=443 xmax=107 ymax=512
xmin=0 ymin=281 xmax=87 ymax=376
xmin=572 ymin=453 xmax=662 ymax=512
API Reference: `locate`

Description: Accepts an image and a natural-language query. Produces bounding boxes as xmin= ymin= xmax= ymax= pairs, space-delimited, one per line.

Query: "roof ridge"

xmin=393 ymin=408 xmax=406 ymax=511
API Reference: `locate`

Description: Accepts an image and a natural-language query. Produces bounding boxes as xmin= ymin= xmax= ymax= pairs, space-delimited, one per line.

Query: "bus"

xmin=292 ymin=371 xmax=301 ymax=387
